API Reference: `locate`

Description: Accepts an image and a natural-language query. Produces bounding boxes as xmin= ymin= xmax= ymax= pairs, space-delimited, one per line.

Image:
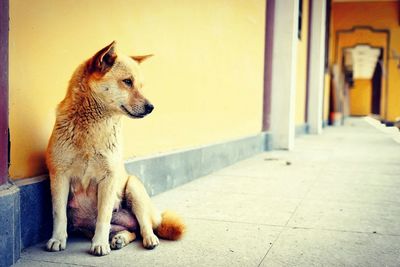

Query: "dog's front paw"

xmin=90 ymin=242 xmax=111 ymax=256
xmin=143 ymin=233 xmax=159 ymax=249
xmin=46 ymin=237 xmax=67 ymax=252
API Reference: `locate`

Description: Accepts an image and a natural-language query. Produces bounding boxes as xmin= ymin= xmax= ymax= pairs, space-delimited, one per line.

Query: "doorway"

xmin=371 ymin=49 xmax=383 ymax=116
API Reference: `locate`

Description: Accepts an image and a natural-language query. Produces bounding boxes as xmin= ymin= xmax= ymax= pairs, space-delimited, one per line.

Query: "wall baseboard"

xmin=0 ymin=183 xmax=20 ymax=267
xmin=11 ymin=132 xmax=271 ymax=254
xmin=295 ymin=123 xmax=309 ymax=136
xmin=16 ymin=176 xmax=52 ymax=250
xmin=125 ymin=132 xmax=271 ymax=196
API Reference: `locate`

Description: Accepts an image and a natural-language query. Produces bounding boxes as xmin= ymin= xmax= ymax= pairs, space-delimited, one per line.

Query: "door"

xmin=371 ymin=49 xmax=383 ymax=116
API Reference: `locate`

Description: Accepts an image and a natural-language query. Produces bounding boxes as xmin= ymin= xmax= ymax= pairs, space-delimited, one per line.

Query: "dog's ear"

xmin=88 ymin=41 xmax=117 ymax=74
xmin=131 ymin=54 xmax=153 ymax=64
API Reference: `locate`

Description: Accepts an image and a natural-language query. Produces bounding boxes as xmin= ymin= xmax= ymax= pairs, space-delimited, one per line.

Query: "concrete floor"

xmin=14 ymin=118 xmax=400 ymax=267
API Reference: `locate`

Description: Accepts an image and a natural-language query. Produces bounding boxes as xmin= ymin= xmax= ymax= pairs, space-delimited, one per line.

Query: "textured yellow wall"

xmin=9 ymin=0 xmax=266 ymax=178
xmin=349 ymin=79 xmax=372 ymax=116
xmin=323 ymin=73 xmax=331 ymax=123
xmin=332 ymin=1 xmax=400 ymax=122
xmin=295 ymin=0 xmax=309 ymax=126
xmin=387 ymin=27 xmax=400 ymax=122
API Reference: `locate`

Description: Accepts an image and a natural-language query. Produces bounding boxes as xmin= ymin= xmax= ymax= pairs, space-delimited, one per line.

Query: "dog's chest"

xmin=56 ymin=117 xmax=123 ymax=179
xmin=69 ymin=151 xmax=110 ymax=183
xmin=74 ymin=117 xmax=122 ymax=153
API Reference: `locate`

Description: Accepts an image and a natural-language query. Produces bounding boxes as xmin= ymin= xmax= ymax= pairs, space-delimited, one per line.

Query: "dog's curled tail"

xmin=156 ymin=210 xmax=186 ymax=240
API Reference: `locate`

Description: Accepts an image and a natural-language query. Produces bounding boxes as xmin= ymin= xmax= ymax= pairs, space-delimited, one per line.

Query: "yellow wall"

xmin=295 ymin=0 xmax=309 ymax=125
xmin=9 ymin=0 xmax=266 ymax=179
xmin=323 ymin=73 xmax=331 ymax=122
xmin=387 ymin=27 xmax=400 ymax=122
xmin=332 ymin=2 xmax=400 ymax=122
xmin=349 ymin=79 xmax=372 ymax=116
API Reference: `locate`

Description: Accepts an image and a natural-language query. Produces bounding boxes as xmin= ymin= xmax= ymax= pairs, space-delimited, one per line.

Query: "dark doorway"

xmin=371 ymin=49 xmax=383 ymax=116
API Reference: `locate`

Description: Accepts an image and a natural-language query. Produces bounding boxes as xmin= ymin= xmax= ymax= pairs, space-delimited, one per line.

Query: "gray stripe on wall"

xmin=125 ymin=132 xmax=271 ymax=196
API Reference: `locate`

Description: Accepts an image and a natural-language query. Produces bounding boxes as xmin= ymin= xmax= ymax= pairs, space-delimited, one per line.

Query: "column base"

xmin=0 ymin=182 xmax=21 ymax=267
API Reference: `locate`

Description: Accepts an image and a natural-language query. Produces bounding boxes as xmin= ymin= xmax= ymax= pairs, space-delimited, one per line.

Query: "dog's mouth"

xmin=120 ymin=105 xmax=145 ymax=119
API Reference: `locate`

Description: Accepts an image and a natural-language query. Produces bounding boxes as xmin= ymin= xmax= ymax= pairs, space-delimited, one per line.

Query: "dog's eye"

xmin=122 ymin=78 xmax=133 ymax=87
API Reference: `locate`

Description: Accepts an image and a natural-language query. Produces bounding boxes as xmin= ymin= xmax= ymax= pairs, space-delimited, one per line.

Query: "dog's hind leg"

xmin=47 ymin=173 xmax=70 ymax=252
xmin=125 ymin=175 xmax=162 ymax=249
xmin=110 ymin=230 xmax=136 ymax=250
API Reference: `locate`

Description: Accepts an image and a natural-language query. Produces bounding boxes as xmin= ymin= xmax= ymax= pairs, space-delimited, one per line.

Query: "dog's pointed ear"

xmin=131 ymin=54 xmax=153 ymax=64
xmin=89 ymin=41 xmax=117 ymax=74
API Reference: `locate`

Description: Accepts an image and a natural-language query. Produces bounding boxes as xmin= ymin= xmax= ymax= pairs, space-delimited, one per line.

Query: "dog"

xmin=46 ymin=41 xmax=185 ymax=256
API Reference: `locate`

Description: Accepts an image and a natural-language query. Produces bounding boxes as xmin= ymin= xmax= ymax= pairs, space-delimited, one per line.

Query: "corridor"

xmin=15 ymin=118 xmax=400 ymax=267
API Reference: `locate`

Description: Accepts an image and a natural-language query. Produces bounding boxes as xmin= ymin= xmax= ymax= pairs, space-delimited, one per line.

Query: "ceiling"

xmin=344 ymin=45 xmax=381 ymax=79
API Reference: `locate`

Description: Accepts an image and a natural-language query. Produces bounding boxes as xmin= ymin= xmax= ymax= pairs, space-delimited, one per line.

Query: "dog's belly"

xmin=67 ymin=180 xmax=139 ymax=236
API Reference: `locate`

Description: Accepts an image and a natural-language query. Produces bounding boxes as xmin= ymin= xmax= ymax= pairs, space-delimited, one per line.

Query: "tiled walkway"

xmin=14 ymin=118 xmax=400 ymax=266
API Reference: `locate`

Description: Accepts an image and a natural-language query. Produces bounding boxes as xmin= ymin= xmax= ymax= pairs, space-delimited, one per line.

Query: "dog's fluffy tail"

xmin=155 ymin=210 xmax=186 ymax=240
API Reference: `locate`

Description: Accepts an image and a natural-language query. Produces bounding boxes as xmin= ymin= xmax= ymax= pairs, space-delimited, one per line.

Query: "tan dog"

xmin=46 ymin=41 xmax=185 ymax=256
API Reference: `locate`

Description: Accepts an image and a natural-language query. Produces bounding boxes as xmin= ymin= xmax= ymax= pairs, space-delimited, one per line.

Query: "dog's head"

xmin=85 ymin=41 xmax=154 ymax=119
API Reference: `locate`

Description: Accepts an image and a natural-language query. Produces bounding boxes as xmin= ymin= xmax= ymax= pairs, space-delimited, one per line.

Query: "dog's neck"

xmin=74 ymin=91 xmax=109 ymax=122
xmin=61 ymin=65 xmax=110 ymax=121
xmin=56 ymin=90 xmax=122 ymax=148
xmin=58 ymin=85 xmax=119 ymax=130
xmin=53 ymin=65 xmax=123 ymax=151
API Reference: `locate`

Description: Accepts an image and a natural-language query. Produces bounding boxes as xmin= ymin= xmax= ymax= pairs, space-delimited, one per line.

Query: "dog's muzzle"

xmin=144 ymin=102 xmax=154 ymax=115
xmin=120 ymin=102 xmax=154 ymax=118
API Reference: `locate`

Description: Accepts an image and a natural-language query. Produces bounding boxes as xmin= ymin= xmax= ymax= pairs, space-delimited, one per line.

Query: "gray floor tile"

xmin=174 ymin=173 xmax=314 ymax=199
xmin=306 ymin=181 xmax=400 ymax=204
xmin=213 ymin=154 xmax=325 ymax=180
xmin=288 ymin=199 xmax=400 ymax=235
xmin=318 ymin=169 xmax=400 ymax=187
xmin=260 ymin=228 xmax=400 ymax=267
xmin=153 ymin=187 xmax=301 ymax=226
xmin=21 ymin=219 xmax=282 ymax=267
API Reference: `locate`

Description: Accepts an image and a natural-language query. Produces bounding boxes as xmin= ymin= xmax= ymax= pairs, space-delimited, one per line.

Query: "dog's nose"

xmin=144 ymin=103 xmax=154 ymax=114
